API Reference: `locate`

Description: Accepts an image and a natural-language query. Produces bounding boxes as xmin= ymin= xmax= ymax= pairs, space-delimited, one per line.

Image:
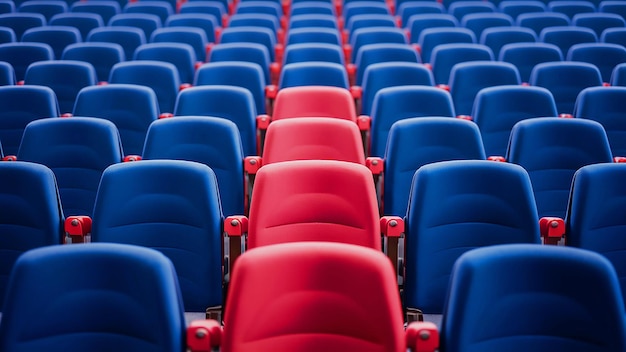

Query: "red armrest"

xmin=346 ymin=63 xmax=356 ymax=85
xmin=539 ymin=217 xmax=565 ymax=245
xmin=123 ymin=155 xmax=142 ymax=162
xmin=614 ymin=156 xmax=626 ymax=163
xmin=381 ymin=216 xmax=404 ymax=238
xmin=456 ymin=115 xmax=472 ymax=121
xmin=224 ymin=216 xmax=248 ymax=237
xmin=487 ymin=156 xmax=506 ymax=162
xmin=244 ymin=156 xmax=262 ymax=175
xmin=366 ymin=157 xmax=383 ymax=176
xmin=64 ymin=216 xmax=92 ymax=244
xmin=436 ymin=84 xmax=449 ymax=92
xmin=187 ymin=320 xmax=222 ymax=352
xmin=2 ymin=155 xmax=16 ymax=161
xmin=406 ymin=321 xmax=439 ymax=352
xmin=356 ymin=115 xmax=371 ymax=131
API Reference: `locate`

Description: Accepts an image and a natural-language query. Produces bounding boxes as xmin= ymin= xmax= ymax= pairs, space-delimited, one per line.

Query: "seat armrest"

xmin=123 ymin=155 xmax=142 ymax=162
xmin=436 ymin=84 xmax=449 ymax=91
xmin=346 ymin=63 xmax=356 ymax=86
xmin=381 ymin=216 xmax=404 ymax=277
xmin=350 ymin=85 xmax=362 ymax=115
xmin=487 ymin=156 xmax=506 ymax=162
xmin=64 ymin=216 xmax=92 ymax=244
xmin=457 ymin=115 xmax=472 ymax=121
xmin=187 ymin=319 xmax=222 ymax=352
xmin=244 ymin=156 xmax=262 ymax=175
xmin=365 ymin=157 xmax=383 ymax=176
xmin=224 ymin=215 xmax=248 ymax=272
xmin=539 ymin=217 xmax=565 ymax=245
xmin=614 ymin=156 xmax=626 ymax=163
xmin=2 ymin=155 xmax=16 ymax=161
xmin=406 ymin=321 xmax=439 ymax=352
xmin=270 ymin=61 xmax=281 ymax=86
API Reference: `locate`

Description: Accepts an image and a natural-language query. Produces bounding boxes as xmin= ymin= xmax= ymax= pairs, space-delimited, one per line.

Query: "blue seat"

xmin=283 ymin=43 xmax=344 ymax=66
xmin=174 ymin=85 xmax=258 ymax=156
xmin=178 ymin=2 xmax=225 ymax=26
xmin=369 ymin=85 xmax=456 ymax=157
xmin=235 ymin=1 xmax=283 ymax=18
xmin=404 ymin=160 xmax=542 ymax=315
xmin=17 ymin=117 xmax=123 ymax=217
xmin=288 ymin=14 xmax=339 ymax=30
xmin=0 ymin=85 xmax=58 ymax=155
xmin=22 ymin=25 xmax=81 ymax=60
xmin=109 ymin=13 xmax=162 ymax=40
xmin=91 ymin=160 xmax=223 ymax=312
xmin=472 ymin=85 xmax=558 ymax=157
xmin=0 ymin=61 xmax=15 ymax=85
xmin=290 ymin=1 xmax=335 ymax=17
xmin=142 ymin=116 xmax=245 ymax=216
xmin=0 ymin=161 xmax=64 ymax=309
xmin=397 ymin=2 xmax=445 ymax=28
xmin=0 ymin=43 xmax=54 ymax=82
xmin=499 ymin=42 xmax=563 ymax=83
xmin=516 ymin=11 xmax=571 ymax=36
xmin=430 ymin=43 xmax=494 ymax=85
xmin=382 ymin=118 xmax=486 ymax=216
xmin=24 ymin=60 xmax=97 ymax=114
xmin=150 ymin=26 xmax=210 ymax=63
xmin=441 ymin=244 xmax=626 ymax=352
xmin=449 ymin=61 xmax=521 ymax=116
xmin=0 ymin=13 xmax=46 ymax=41
xmin=353 ymin=43 xmax=421 ymax=86
xmin=195 ymin=61 xmax=267 ymax=115
xmin=134 ymin=42 xmax=197 ymax=85
xmin=548 ymin=0 xmax=597 ymax=19
xmin=279 ymin=62 xmax=349 ymax=89
xmin=600 ymin=0 xmax=626 ymax=19
xmin=506 ymin=117 xmax=613 ymax=218
xmin=417 ymin=27 xmax=476 ymax=64
xmin=566 ymin=163 xmax=626 ymax=306
xmin=342 ymin=1 xmax=390 ymax=26
xmin=573 ymin=12 xmax=626 ymax=38
xmin=285 ymin=27 xmax=342 ymax=46
xmin=461 ymin=12 xmax=515 ymax=40
xmin=349 ymin=27 xmax=408 ymax=63
xmin=611 ymin=62 xmax=626 ymax=85
xmin=220 ymin=26 xmax=277 ymax=62
xmin=208 ymin=42 xmax=272 ymax=84
xmin=228 ymin=14 xmax=281 ymax=43
xmin=529 ymin=61 xmax=602 ymax=114
xmin=123 ymin=0 xmax=173 ymax=24
xmin=109 ymin=60 xmax=181 ymax=115
xmin=407 ymin=14 xmax=459 ymax=43
xmin=479 ymin=26 xmax=537 ymax=58
xmin=17 ymin=0 xmax=67 ymax=22
xmin=601 ymin=26 xmax=626 ymax=46
xmin=0 ymin=243 xmax=186 ymax=351
xmin=539 ymin=25 xmax=598 ymax=57
xmin=165 ymin=13 xmax=218 ymax=44
xmin=87 ymin=26 xmax=146 ymax=63
xmin=62 ymin=42 xmax=125 ymax=83
xmin=499 ymin=0 xmax=547 ymax=20
xmin=360 ymin=62 xmax=434 ymax=116
xmin=448 ymin=1 xmax=496 ymax=21
xmin=574 ymin=86 xmax=626 ymax=157
xmin=567 ymin=42 xmax=626 ymax=82
xmin=70 ymin=0 xmax=121 ymax=24
xmin=49 ymin=13 xmax=104 ymax=41
xmin=0 ymin=26 xmax=15 ymax=44
xmin=0 ymin=0 xmax=14 ymax=14
xmin=73 ymin=84 xmax=159 ymax=156
xmin=345 ymin=14 xmax=397 ymax=43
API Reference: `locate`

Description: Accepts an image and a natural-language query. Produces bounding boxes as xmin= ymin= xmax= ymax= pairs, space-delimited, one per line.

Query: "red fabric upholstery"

xmin=271 ymin=86 xmax=357 ymax=122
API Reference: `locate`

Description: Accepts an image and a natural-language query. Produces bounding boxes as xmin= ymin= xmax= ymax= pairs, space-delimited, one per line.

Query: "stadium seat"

xmin=352 ymin=43 xmax=421 ymax=86
xmin=567 ymin=42 xmax=626 ymax=82
xmin=574 ymin=86 xmax=626 ymax=157
xmin=0 ymin=26 xmax=15 ymax=44
xmin=70 ymin=0 xmax=120 ymax=24
xmin=288 ymin=13 xmax=339 ymax=30
xmin=460 ymin=12 xmax=515 ymax=40
xmin=448 ymin=1 xmax=496 ymax=21
xmin=499 ymin=0 xmax=547 ymax=20
xmin=472 ymin=85 xmax=558 ymax=157
xmin=24 ymin=60 xmax=97 ymax=114
xmin=134 ymin=42 xmax=197 ymax=85
xmin=506 ymin=117 xmax=613 ymax=219
xmin=0 ymin=0 xmax=13 ymax=14
xmin=429 ymin=43 xmax=494 ymax=85
xmin=382 ymin=117 xmax=486 ymax=216
xmin=142 ymin=116 xmax=245 ymax=216
xmin=0 ymin=42 xmax=53 ymax=82
xmin=417 ymin=27 xmax=476 ymax=63
xmin=17 ymin=0 xmax=67 ymax=22
xmin=178 ymin=2 xmax=225 ymax=26
xmin=73 ymin=84 xmax=159 ymax=156
xmin=345 ymin=14 xmax=396 ymax=44
xmin=448 ymin=61 xmax=521 ymax=116
xmin=369 ymin=85 xmax=456 ymax=157
xmin=219 ymin=26 xmax=277 ymax=62
xmin=0 ymin=243 xmax=187 ymax=351
xmin=348 ymin=27 xmax=408 ymax=63
xmin=88 ymin=160 xmax=223 ymax=313
xmin=0 ymin=161 xmax=64 ymax=308
xmin=87 ymin=26 xmax=146 ymax=63
xmin=21 ymin=25 xmax=81 ymax=60
xmin=440 ymin=244 xmax=626 ymax=352
xmin=150 ymin=27 xmax=210 ymax=63
xmin=407 ymin=13 xmax=459 ymax=42
xmin=601 ymin=26 xmax=626 ymax=46
xmin=123 ymin=1 xmax=173 ymax=24
xmin=62 ymin=42 xmax=125 ymax=83
xmin=480 ymin=26 xmax=537 ymax=58
xmin=174 ymin=85 xmax=258 ymax=156
xmin=17 ymin=117 xmax=123 ymax=218
xmin=0 ymin=85 xmax=58 ymax=155
xmin=282 ymin=42 xmax=344 ymax=66
xmin=499 ymin=42 xmax=564 ymax=83
xmin=108 ymin=13 xmax=162 ymax=40
xmin=49 ymin=13 xmax=104 ymax=41
xmin=228 ymin=14 xmax=282 ymax=44
xmin=612 ymin=62 xmax=626 ymax=85
xmin=398 ymin=2 xmax=445 ymax=28
xmin=540 ymin=25 xmax=598 ymax=57
xmin=208 ymin=42 xmax=272 ymax=85
xmin=285 ymin=27 xmax=342 ymax=46
xmin=290 ymin=1 xmax=335 ymax=17
xmin=572 ymin=12 xmax=626 ymax=38
xmin=279 ymin=62 xmax=349 ymax=89
xmin=529 ymin=61 xmax=602 ymax=114
xmin=0 ymin=61 xmax=15 ymax=85
xmin=600 ymin=0 xmax=626 ymax=19
xmin=165 ymin=13 xmax=218 ymax=44
xmin=404 ymin=161 xmax=542 ymax=317
xmin=0 ymin=13 xmax=45 ymax=40
xmin=516 ymin=11 xmax=571 ymax=36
